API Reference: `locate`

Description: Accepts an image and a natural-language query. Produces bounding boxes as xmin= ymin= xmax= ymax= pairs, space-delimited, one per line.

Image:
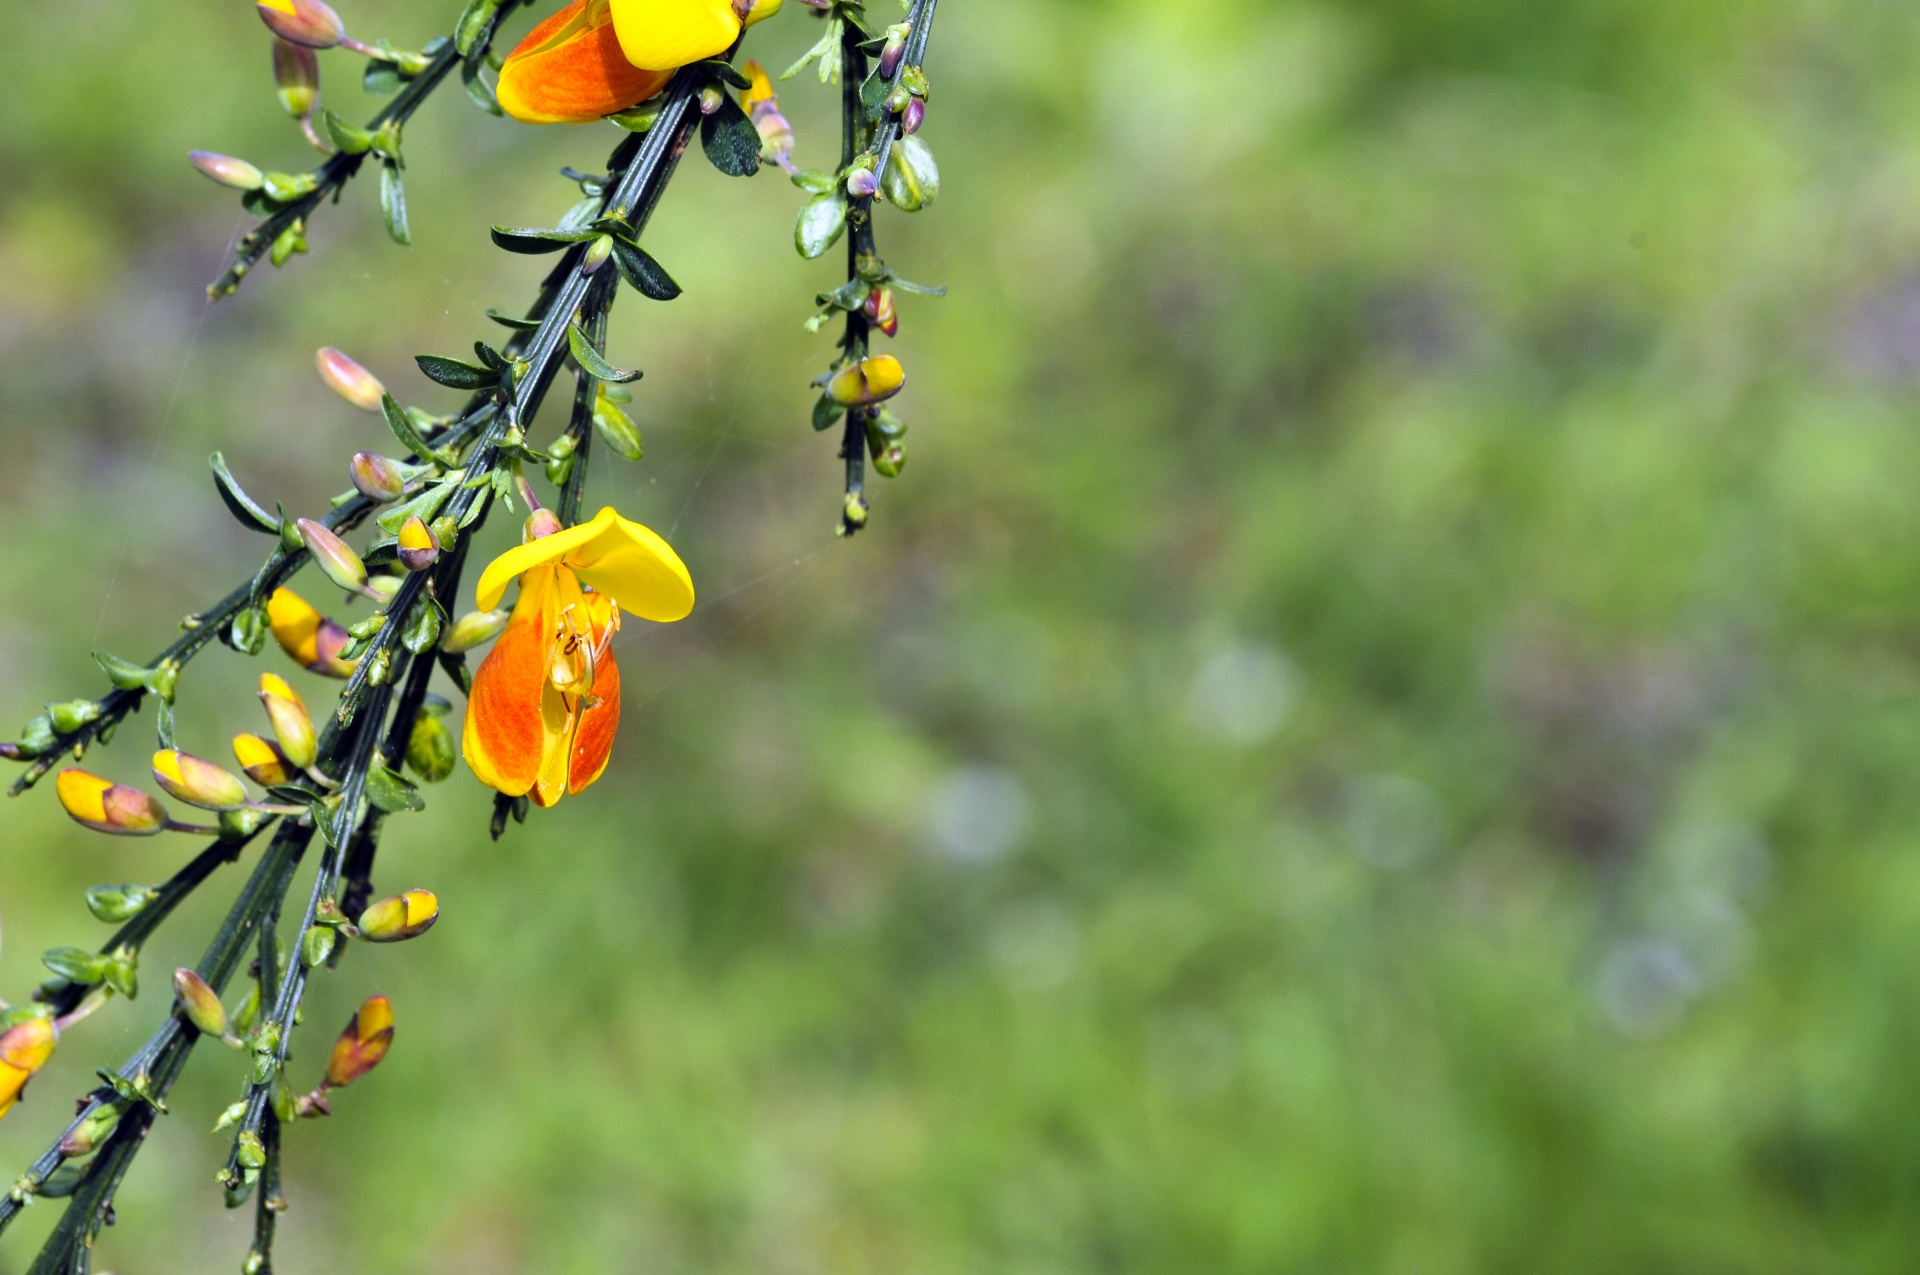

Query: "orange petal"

xmin=498 ymin=0 xmax=673 ymax=125
xmin=568 ymin=644 xmax=621 ymax=794
xmin=462 ymin=612 xmax=550 ymax=797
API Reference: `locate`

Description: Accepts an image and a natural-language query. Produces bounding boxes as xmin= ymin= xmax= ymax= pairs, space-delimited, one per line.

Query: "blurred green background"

xmin=3 ymin=0 xmax=1920 ymax=1269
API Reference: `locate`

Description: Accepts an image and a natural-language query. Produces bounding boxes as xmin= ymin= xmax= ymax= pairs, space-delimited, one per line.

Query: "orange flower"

xmin=0 ymin=1014 xmax=56 ymax=1121
xmin=463 ymin=507 xmax=693 ymax=806
xmin=497 ymin=0 xmax=673 ymax=125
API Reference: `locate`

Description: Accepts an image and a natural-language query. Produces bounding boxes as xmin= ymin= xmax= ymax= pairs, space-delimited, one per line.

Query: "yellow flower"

xmin=56 ymin=769 xmax=169 ymax=836
xmin=0 ymin=1014 xmax=57 ymax=1120
xmin=463 ymin=507 xmax=693 ymax=806
xmin=499 ymin=0 xmax=782 ymax=124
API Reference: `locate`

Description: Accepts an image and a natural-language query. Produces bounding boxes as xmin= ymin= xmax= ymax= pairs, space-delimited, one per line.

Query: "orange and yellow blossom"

xmin=463 ymin=507 xmax=693 ymax=806
xmin=498 ymin=0 xmax=782 ymax=124
xmin=0 ymin=1014 xmax=57 ymax=1120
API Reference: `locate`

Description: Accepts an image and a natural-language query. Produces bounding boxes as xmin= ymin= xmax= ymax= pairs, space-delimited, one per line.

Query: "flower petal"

xmin=567 ymin=507 xmax=695 ymax=622
xmin=462 ymin=572 xmax=560 ymax=797
xmin=608 ymin=0 xmax=740 ymax=72
xmin=474 ymin=512 xmax=613 ymax=612
xmin=566 ymin=643 xmax=622 ymax=794
xmin=499 ymin=0 xmax=673 ymax=124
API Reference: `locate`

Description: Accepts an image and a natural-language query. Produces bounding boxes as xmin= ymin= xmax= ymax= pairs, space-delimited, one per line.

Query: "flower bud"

xmin=86 ymin=883 xmax=157 ymax=923
xmin=237 ymin=1129 xmax=267 ymax=1171
xmin=524 ymin=509 xmax=564 ymax=543
xmin=901 ymin=97 xmax=925 ymax=135
xmin=879 ymin=23 xmax=909 ymax=79
xmin=151 ymin=750 xmax=249 ymax=812
xmin=405 ymin=711 xmax=456 ymax=783
xmin=267 ymin=587 xmax=357 ymax=678
xmin=355 ymin=889 xmax=438 ymax=942
xmin=172 ymin=968 xmax=228 ymax=1039
xmin=864 ymin=286 xmax=898 ymax=337
xmin=315 ymin=347 xmax=386 ymax=412
xmin=583 ymin=233 xmax=615 ymax=276
xmin=297 ymin=519 xmax=369 ymax=594
xmin=189 ymin=151 xmax=265 ymax=191
xmin=350 ymin=452 xmax=406 ymax=502
xmin=442 ymin=608 xmax=510 ymax=654
xmin=272 ymin=38 xmax=320 ymax=119
xmin=323 ymin=995 xmax=393 ymax=1088
xmin=219 ymin=807 xmax=271 ymax=842
xmin=59 ymin=1102 xmax=123 ymax=1156
xmin=231 ymin=735 xmax=292 ymax=788
xmin=55 ymin=770 xmax=168 ymax=837
xmin=365 ymin=572 xmax=405 ymax=604
xmin=873 ymin=442 xmax=906 ymax=478
xmin=0 ymin=1013 xmax=56 ymax=1120
xmin=397 ymin=516 xmax=440 ymax=572
xmin=842 ymin=492 xmax=870 ymax=531
xmin=698 ymin=84 xmax=725 ymax=115
xmin=846 ymin=165 xmax=879 ymax=200
xmin=258 ymin=674 xmax=317 ymax=770
xmin=301 ymin=924 xmax=335 ymax=968
xmin=256 ymin=0 xmax=345 ymax=49
xmin=881 ymin=135 xmax=939 ymax=212
xmin=826 ymin=355 xmax=906 ymax=408
xmin=740 ymin=62 xmax=792 ymax=165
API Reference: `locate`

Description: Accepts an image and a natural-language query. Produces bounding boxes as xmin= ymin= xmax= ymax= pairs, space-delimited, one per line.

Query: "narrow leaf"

xmin=567 ymin=325 xmax=641 ymax=384
xmin=609 ymin=239 xmax=681 ymax=301
xmin=380 ymin=163 xmax=411 ymax=245
xmin=490 ymin=226 xmax=596 ymax=254
xmin=381 ymin=392 xmax=446 ymax=460
xmin=414 ymin=355 xmax=497 ymax=390
xmin=209 ymin=452 xmax=282 ymax=534
xmin=485 ymin=308 xmax=540 ymax=330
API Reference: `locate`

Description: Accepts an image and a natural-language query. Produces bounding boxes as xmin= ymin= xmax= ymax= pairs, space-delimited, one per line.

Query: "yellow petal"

xmin=608 ymin=0 xmax=740 ymax=72
xmin=475 ymin=507 xmax=694 ymax=621
xmin=267 ymin=586 xmax=323 ymax=668
xmin=565 ymin=507 xmax=695 ymax=622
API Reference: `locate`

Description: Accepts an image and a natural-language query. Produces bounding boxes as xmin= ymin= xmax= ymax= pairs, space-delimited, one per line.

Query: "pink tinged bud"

xmin=55 ymin=769 xmax=169 ymax=836
xmin=879 ymin=25 xmax=909 ymax=79
xmin=397 ymin=516 xmax=440 ymax=573
xmin=315 ymin=347 xmax=386 ymax=412
xmin=256 ymin=0 xmax=345 ymax=49
xmin=272 ymin=38 xmax=320 ymax=119
xmin=172 ymin=968 xmax=229 ymax=1039
xmin=826 ymin=355 xmax=906 ymax=408
xmin=442 ymin=609 xmax=510 ymax=654
xmin=350 ymin=452 xmax=406 ymax=502
xmin=233 ymin=734 xmax=293 ymax=787
xmin=151 ymin=750 xmax=249 ymax=812
xmin=864 ymin=287 xmax=898 ymax=337
xmin=698 ymin=85 xmax=725 ymax=116
xmin=356 ymin=889 xmax=438 ymax=942
xmin=259 ymin=675 xmax=318 ymax=770
xmin=846 ymin=166 xmax=880 ymax=199
xmin=190 ymin=152 xmax=265 ymax=191
xmin=297 ymin=519 xmax=369 ymax=593
xmin=523 ymin=509 xmax=564 ymax=543
xmin=901 ymin=98 xmax=925 ymax=135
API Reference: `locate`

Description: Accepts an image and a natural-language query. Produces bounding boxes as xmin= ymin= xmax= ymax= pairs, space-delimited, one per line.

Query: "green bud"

xmin=213 ymin=1101 xmax=248 ymax=1133
xmin=229 ymin=606 xmax=269 ymax=655
xmin=593 ymin=391 xmax=643 ymax=462
xmin=300 ymin=925 xmax=336 ymax=968
xmin=17 ymin=715 xmax=57 ymax=756
xmin=86 ymin=883 xmax=157 ymax=924
xmin=236 ymin=1131 xmax=267 ymax=1171
xmin=189 ymin=151 xmax=265 ymax=191
xmin=873 ymin=442 xmax=906 ymax=478
xmin=882 ymin=136 xmax=939 ymax=212
xmin=47 ymin=700 xmax=101 ymax=735
xmin=347 ymin=613 xmax=387 ymax=641
xmin=269 ymin=219 xmax=308 ymax=267
xmin=218 ymin=807 xmax=270 ymax=842
xmin=405 ymin=711 xmax=455 ymax=783
xmin=441 ymin=608 xmax=509 ymax=654
xmin=261 ymin=171 xmax=318 ymax=204
xmin=59 ymin=1103 xmax=125 ymax=1157
xmin=350 ymin=452 xmax=407 ymax=502
xmin=454 ymin=0 xmax=503 ymax=54
xmin=584 ymin=234 xmax=614 ymax=275
xmin=172 ymin=968 xmax=228 ymax=1039
xmin=429 ymin=515 xmax=460 ymax=551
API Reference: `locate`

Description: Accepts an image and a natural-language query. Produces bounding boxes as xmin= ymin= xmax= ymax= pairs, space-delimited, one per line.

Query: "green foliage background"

xmin=2 ymin=0 xmax=1920 ymax=1270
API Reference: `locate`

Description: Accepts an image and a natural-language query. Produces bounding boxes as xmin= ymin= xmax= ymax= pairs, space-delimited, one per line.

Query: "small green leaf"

xmin=485 ymin=308 xmax=540 ymax=331
xmin=813 ymin=395 xmax=846 ymax=431
xmin=609 ymin=239 xmax=681 ymax=301
xmin=791 ymin=168 xmax=836 ymax=194
xmin=43 ymin=948 xmax=107 ymax=985
xmin=381 ymin=392 xmax=451 ymax=463
xmin=593 ymin=396 xmax=644 ymax=461
xmin=460 ymin=57 xmax=502 ymax=115
xmin=380 ymin=163 xmax=411 ymax=245
xmin=376 ymin=483 xmax=451 ymax=535
xmin=321 ymin=109 xmax=374 ymax=154
xmin=490 ymin=225 xmax=596 ymax=254
xmin=364 ymin=59 xmax=402 ymax=95
xmin=414 ymin=355 xmax=497 ymax=391
xmin=209 ymin=453 xmax=282 ymax=535
xmin=700 ymin=97 xmax=761 ymax=177
xmin=92 ymin=653 xmax=149 ymax=691
xmin=567 ymin=325 xmax=641 ymax=384
xmin=795 ymin=191 xmax=848 ymax=259
xmin=401 ymin=597 xmax=443 ymax=655
xmin=889 ymin=275 xmax=948 ymax=297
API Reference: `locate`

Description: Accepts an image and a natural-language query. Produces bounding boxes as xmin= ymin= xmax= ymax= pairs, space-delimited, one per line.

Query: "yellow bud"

xmin=258 ymin=674 xmax=317 ymax=770
xmin=397 ymin=515 xmax=440 ymax=573
xmin=315 ymin=347 xmax=386 ymax=412
xmin=324 ymin=995 xmax=393 ymax=1088
xmin=826 ymin=355 xmax=906 ymax=408
xmin=151 ymin=750 xmax=249 ymax=811
xmin=267 ymin=587 xmax=357 ymax=678
xmin=55 ymin=769 xmax=169 ymax=836
xmin=232 ymin=734 xmax=294 ymax=787
xmin=256 ymin=0 xmax=345 ymax=49
xmin=355 ymin=888 xmax=439 ymax=942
